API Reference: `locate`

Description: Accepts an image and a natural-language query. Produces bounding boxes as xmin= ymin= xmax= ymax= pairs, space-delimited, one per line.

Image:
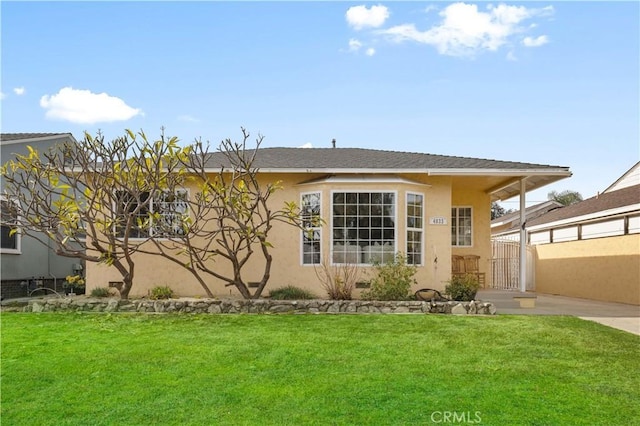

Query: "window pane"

xmin=1 ymin=200 xmax=18 ymax=250
xmin=406 ymin=194 xmax=423 ymax=264
xmin=155 ymin=190 xmax=189 ymax=237
xmin=332 ymin=192 xmax=395 ymax=264
xmin=451 ymin=207 xmax=472 ymax=246
xmin=301 ymin=192 xmax=321 ymax=264
xmin=1 ymin=225 xmax=17 ymax=249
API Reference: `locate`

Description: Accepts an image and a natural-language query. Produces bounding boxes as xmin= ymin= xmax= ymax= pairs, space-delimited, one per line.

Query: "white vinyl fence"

xmin=491 ymin=238 xmax=535 ymax=291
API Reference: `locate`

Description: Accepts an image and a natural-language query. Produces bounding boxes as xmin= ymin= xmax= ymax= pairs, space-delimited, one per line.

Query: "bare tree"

xmin=148 ymin=128 xmax=307 ymax=299
xmin=1 ymin=130 xmax=191 ymax=299
xmin=2 ymin=128 xmax=312 ymax=300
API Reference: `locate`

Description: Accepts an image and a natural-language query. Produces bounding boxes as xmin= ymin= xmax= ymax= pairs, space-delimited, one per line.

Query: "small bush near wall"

xmin=445 ymin=275 xmax=480 ymax=301
xmin=313 ymin=260 xmax=359 ymax=300
xmin=90 ymin=287 xmax=112 ymax=298
xmin=269 ymin=286 xmax=317 ymax=300
xmin=149 ymin=286 xmax=175 ymax=300
xmin=362 ymin=253 xmax=417 ymax=301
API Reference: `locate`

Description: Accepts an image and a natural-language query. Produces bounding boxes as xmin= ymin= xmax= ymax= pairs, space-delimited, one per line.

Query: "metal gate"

xmin=491 ymin=238 xmax=535 ymax=291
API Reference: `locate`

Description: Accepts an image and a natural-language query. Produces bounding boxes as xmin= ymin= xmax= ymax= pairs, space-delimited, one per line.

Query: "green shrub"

xmin=445 ymin=274 xmax=480 ymax=301
xmin=90 ymin=287 xmax=112 ymax=298
xmin=269 ymin=285 xmax=317 ymax=300
xmin=149 ymin=286 xmax=175 ymax=300
xmin=361 ymin=253 xmax=416 ymax=301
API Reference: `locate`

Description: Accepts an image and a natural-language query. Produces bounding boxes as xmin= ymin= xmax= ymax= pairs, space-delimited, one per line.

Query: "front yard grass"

xmin=1 ymin=313 xmax=638 ymax=425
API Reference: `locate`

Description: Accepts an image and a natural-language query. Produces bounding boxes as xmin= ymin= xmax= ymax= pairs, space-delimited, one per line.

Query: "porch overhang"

xmin=482 ymin=171 xmax=573 ymax=201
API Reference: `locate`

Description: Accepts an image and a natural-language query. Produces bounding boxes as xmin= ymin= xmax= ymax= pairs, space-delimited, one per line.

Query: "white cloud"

xmin=523 ymin=35 xmax=549 ymax=47
xmin=298 ymin=142 xmax=313 ymax=148
xmin=346 ymin=5 xmax=389 ymax=30
xmin=506 ymin=51 xmax=518 ymax=61
xmin=0 ymin=92 xmax=5 ymax=100
xmin=40 ymin=87 xmax=142 ymax=124
xmin=345 ymin=38 xmax=376 ymax=56
xmin=424 ymin=5 xmax=438 ymax=14
xmin=348 ymin=38 xmax=363 ymax=52
xmin=13 ymin=87 xmax=25 ymax=95
xmin=379 ymin=2 xmax=554 ymax=57
xmin=178 ymin=114 xmax=200 ymax=123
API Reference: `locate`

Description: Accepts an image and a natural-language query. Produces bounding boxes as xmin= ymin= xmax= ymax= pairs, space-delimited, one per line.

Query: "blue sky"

xmin=1 ymin=1 xmax=638 ymax=206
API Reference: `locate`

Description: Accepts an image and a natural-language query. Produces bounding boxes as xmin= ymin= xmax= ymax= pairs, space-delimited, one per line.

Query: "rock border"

xmin=21 ymin=298 xmax=497 ymax=315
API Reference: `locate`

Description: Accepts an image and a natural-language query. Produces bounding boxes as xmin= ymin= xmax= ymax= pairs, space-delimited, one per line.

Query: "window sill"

xmin=0 ymin=249 xmax=22 ymax=255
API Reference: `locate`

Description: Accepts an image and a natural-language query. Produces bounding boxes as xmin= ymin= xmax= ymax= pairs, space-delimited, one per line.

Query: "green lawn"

xmin=1 ymin=313 xmax=639 ymax=425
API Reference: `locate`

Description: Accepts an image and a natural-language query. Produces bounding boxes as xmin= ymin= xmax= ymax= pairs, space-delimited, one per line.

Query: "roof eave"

xmin=0 ymin=133 xmax=77 ymax=145
xmin=201 ymin=167 xmax=572 ymax=175
xmin=428 ymin=168 xmax=572 ymax=177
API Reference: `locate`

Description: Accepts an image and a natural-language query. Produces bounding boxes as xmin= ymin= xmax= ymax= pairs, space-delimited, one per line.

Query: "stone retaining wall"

xmin=22 ymin=297 xmax=497 ymax=315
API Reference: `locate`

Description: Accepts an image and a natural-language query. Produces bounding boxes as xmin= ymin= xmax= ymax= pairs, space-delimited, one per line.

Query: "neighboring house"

xmin=526 ymin=164 xmax=640 ymax=305
xmin=1 ymin=133 xmax=84 ymax=299
xmin=85 ymin=146 xmax=571 ymax=298
xmin=491 ymin=200 xmax=563 ymax=240
xmin=490 ymin=200 xmax=563 ymax=291
xmin=602 ymin=161 xmax=639 ymax=193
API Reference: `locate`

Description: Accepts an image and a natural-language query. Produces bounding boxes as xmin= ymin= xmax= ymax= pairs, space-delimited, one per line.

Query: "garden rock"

xmin=451 ymin=303 xmax=467 ymax=315
xmin=22 ymin=297 xmax=497 ymax=315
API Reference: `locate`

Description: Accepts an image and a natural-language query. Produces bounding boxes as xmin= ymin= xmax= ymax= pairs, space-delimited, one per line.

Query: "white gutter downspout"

xmin=519 ymin=178 xmax=527 ymax=293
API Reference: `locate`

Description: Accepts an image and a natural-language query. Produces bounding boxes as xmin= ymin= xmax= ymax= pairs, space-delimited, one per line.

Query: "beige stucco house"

xmin=85 ymin=147 xmax=571 ymax=298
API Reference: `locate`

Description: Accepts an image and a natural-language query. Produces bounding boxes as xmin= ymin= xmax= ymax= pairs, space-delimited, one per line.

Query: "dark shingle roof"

xmin=204 ymin=147 xmax=568 ymax=171
xmin=527 ymin=184 xmax=640 ymax=227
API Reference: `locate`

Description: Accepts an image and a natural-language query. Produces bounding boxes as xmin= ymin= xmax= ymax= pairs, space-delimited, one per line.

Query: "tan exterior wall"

xmin=451 ymin=186 xmax=492 ymax=286
xmin=86 ymin=172 xmax=491 ymax=298
xmin=534 ymin=234 xmax=640 ymax=305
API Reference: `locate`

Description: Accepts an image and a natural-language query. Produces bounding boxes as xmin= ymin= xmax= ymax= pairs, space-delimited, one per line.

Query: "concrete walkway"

xmin=477 ymin=289 xmax=640 ymax=335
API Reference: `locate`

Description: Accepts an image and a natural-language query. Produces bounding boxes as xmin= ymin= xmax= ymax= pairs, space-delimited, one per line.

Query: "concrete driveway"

xmin=478 ymin=289 xmax=640 ymax=335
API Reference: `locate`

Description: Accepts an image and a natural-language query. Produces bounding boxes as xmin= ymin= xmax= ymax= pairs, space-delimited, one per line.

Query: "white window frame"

xmin=114 ymin=189 xmax=190 ymax=240
xmin=1 ymin=195 xmax=21 ymax=254
xmin=152 ymin=188 xmax=190 ymax=238
xmin=300 ymin=191 xmax=322 ymax=265
xmin=406 ymin=192 xmax=424 ymax=265
xmin=451 ymin=206 xmax=473 ymax=247
xmin=330 ymin=190 xmax=397 ymax=265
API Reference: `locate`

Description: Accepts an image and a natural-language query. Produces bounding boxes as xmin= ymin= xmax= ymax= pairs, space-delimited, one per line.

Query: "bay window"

xmin=332 ymin=191 xmax=395 ymax=264
xmin=406 ymin=193 xmax=423 ymax=265
xmin=301 ymin=192 xmax=321 ymax=265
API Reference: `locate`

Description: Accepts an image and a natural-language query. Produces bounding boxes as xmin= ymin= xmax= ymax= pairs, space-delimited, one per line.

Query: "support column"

xmin=519 ymin=178 xmax=527 ymax=292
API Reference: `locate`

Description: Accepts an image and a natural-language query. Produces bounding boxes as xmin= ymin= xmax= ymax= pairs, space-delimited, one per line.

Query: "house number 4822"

xmin=429 ymin=217 xmax=448 ymax=225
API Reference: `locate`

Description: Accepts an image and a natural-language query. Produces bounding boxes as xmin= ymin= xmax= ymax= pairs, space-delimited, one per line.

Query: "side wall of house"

xmin=85 ymin=172 xmax=491 ymax=298
xmin=534 ymin=234 xmax=640 ymax=305
xmin=1 ymin=137 xmax=82 ymax=297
